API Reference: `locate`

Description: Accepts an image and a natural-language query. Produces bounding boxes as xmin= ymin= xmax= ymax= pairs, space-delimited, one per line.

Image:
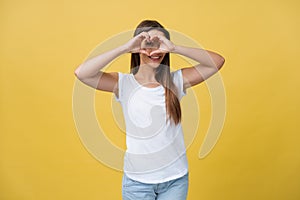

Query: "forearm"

xmin=173 ymin=45 xmax=225 ymax=69
xmin=75 ymin=44 xmax=128 ymax=79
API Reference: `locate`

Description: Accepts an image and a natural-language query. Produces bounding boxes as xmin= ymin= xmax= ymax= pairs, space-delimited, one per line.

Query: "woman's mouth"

xmin=148 ymin=55 xmax=162 ymax=62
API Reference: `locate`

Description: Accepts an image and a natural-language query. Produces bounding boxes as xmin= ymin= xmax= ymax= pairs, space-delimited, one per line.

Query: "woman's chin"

xmin=150 ymin=63 xmax=161 ymax=69
xmin=140 ymin=62 xmax=161 ymax=69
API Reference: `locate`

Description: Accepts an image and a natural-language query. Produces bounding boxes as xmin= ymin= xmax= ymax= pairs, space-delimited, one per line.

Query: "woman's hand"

xmin=124 ymin=32 xmax=176 ymax=56
xmin=149 ymin=35 xmax=176 ymax=56
xmin=124 ymin=32 xmax=151 ymax=54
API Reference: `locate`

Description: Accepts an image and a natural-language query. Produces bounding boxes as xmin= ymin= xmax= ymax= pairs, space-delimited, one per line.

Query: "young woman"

xmin=74 ymin=20 xmax=225 ymax=200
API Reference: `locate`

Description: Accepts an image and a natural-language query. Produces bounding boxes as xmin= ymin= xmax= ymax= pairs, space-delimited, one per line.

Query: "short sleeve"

xmin=114 ymin=72 xmax=123 ymax=102
xmin=172 ymin=69 xmax=187 ymax=100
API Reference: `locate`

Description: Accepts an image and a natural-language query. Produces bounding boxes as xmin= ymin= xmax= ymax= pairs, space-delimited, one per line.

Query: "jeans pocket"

xmin=123 ymin=174 xmax=138 ymax=188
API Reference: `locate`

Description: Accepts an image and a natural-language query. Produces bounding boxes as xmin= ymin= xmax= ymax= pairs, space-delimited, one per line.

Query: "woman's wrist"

xmin=171 ymin=44 xmax=180 ymax=54
xmin=119 ymin=44 xmax=131 ymax=54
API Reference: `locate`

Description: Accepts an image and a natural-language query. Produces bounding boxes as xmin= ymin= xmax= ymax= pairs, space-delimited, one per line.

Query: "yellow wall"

xmin=1 ymin=0 xmax=300 ymax=199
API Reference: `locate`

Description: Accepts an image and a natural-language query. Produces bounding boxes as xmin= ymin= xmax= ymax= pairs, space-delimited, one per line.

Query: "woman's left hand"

xmin=149 ymin=35 xmax=176 ymax=55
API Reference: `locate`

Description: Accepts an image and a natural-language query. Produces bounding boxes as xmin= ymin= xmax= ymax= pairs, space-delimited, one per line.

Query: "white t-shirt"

xmin=115 ymin=69 xmax=188 ymax=184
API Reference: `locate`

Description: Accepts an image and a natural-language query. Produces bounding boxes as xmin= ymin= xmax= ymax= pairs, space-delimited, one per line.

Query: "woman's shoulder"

xmin=116 ymin=72 xmax=134 ymax=84
xmin=117 ymin=71 xmax=131 ymax=75
xmin=171 ymin=69 xmax=183 ymax=79
xmin=117 ymin=72 xmax=132 ymax=78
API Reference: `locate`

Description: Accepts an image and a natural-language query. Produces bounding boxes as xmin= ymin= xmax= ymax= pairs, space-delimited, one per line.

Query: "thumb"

xmin=150 ymin=49 xmax=167 ymax=56
xmin=139 ymin=49 xmax=150 ymax=56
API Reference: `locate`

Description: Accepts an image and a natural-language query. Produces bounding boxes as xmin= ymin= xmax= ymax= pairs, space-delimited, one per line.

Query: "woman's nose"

xmin=141 ymin=40 xmax=160 ymax=50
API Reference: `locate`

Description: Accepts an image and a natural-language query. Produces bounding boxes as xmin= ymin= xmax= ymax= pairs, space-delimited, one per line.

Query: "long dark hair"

xmin=130 ymin=20 xmax=182 ymax=125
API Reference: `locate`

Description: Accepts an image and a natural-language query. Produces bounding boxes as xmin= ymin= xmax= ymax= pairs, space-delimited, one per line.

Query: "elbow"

xmin=74 ymin=68 xmax=80 ymax=78
xmin=216 ymin=56 xmax=225 ymax=70
xmin=74 ymin=69 xmax=78 ymax=78
xmin=74 ymin=65 xmax=84 ymax=80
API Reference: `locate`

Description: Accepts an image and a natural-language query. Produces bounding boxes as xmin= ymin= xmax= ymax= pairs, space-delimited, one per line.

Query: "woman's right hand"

xmin=124 ymin=32 xmax=150 ymax=54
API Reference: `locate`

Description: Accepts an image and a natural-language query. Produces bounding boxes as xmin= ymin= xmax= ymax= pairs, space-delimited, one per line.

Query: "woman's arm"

xmin=150 ymin=35 xmax=225 ymax=90
xmin=74 ymin=45 xmax=127 ymax=92
xmin=173 ymin=46 xmax=225 ymax=89
xmin=74 ymin=32 xmax=151 ymax=92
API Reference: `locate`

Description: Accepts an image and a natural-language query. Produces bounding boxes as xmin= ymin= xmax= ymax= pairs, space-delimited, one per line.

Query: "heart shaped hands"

xmin=140 ymin=37 xmax=160 ymax=50
xmin=125 ymin=32 xmax=175 ymax=56
xmin=146 ymin=35 xmax=176 ymax=56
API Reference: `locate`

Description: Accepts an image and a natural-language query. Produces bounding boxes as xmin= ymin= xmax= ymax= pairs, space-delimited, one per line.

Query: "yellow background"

xmin=1 ymin=0 xmax=300 ymax=199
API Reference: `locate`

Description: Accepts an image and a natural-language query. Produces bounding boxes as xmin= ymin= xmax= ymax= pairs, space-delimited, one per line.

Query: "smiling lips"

xmin=148 ymin=55 xmax=162 ymax=62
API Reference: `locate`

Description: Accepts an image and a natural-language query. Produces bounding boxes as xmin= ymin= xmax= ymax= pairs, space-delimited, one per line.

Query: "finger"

xmin=140 ymin=32 xmax=150 ymax=41
xmin=139 ymin=49 xmax=150 ymax=56
xmin=152 ymin=34 xmax=166 ymax=41
xmin=130 ymin=48 xmax=140 ymax=53
xmin=150 ymin=35 xmax=168 ymax=48
xmin=150 ymin=49 xmax=167 ymax=56
xmin=150 ymin=35 xmax=160 ymax=42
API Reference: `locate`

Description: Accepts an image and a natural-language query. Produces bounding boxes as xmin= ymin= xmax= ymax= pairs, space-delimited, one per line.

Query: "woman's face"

xmin=139 ymin=29 xmax=166 ymax=68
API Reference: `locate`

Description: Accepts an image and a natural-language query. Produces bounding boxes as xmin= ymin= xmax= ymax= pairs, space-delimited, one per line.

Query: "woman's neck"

xmin=135 ymin=64 xmax=157 ymax=82
xmin=133 ymin=64 xmax=161 ymax=88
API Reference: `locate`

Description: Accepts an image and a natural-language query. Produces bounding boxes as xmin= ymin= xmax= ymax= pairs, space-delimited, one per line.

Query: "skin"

xmin=134 ymin=30 xmax=167 ymax=88
xmin=74 ymin=29 xmax=225 ymax=96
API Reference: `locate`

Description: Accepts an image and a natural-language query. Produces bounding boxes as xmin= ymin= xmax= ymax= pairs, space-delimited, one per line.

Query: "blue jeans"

xmin=122 ymin=173 xmax=189 ymax=200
